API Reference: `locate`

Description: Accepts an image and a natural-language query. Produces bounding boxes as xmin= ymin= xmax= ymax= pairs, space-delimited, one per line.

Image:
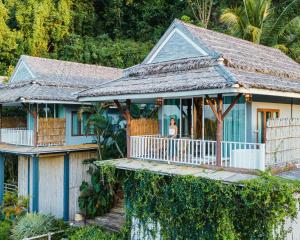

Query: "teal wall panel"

xmin=0 ymin=154 xmax=4 ymax=204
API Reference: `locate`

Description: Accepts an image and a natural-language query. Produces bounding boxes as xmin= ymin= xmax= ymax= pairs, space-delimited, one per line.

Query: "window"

xmin=71 ymin=111 xmax=94 ymax=136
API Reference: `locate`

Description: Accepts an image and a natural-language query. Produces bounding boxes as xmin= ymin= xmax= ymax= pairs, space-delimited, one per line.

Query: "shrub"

xmin=11 ymin=213 xmax=66 ymax=240
xmin=0 ymin=192 xmax=28 ymax=220
xmin=0 ymin=220 xmax=11 ymax=240
xmin=68 ymin=226 xmax=118 ymax=240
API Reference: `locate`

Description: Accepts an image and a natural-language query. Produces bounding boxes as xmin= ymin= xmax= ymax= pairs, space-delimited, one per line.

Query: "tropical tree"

xmin=220 ymin=0 xmax=300 ymax=48
xmin=220 ymin=0 xmax=272 ymax=43
xmin=187 ymin=0 xmax=213 ymax=28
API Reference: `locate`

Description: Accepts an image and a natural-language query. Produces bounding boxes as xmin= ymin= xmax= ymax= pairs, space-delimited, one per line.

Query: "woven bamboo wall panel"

xmin=131 ymin=118 xmax=159 ymax=136
xmin=1 ymin=117 xmax=26 ymax=128
xmin=38 ymin=118 xmax=66 ymax=146
xmin=266 ymin=118 xmax=300 ymax=167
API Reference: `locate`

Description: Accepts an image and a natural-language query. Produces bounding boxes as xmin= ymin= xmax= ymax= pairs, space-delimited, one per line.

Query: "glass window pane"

xmin=257 ymin=112 xmax=264 ymax=143
xmin=204 ymin=98 xmax=217 ymax=140
xmin=181 ymin=99 xmax=192 ymax=138
xmin=163 ymin=99 xmax=180 ymax=137
xmin=223 ymin=96 xmax=246 ymax=142
xmin=72 ymin=112 xmax=79 ymax=136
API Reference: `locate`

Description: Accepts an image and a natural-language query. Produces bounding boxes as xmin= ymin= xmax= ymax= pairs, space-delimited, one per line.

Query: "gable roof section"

xmin=78 ymin=19 xmax=300 ymax=100
xmin=10 ymin=55 xmax=123 ymax=87
xmin=178 ymin=19 xmax=300 ymax=80
xmin=2 ymin=55 xmax=123 ymax=104
xmin=0 ymin=80 xmax=85 ymax=104
xmin=78 ymin=56 xmax=237 ymax=99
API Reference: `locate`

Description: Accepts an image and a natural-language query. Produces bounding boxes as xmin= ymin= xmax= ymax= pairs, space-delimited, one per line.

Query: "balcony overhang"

xmin=0 ymin=143 xmax=98 ymax=156
xmin=95 ymin=158 xmax=259 ymax=184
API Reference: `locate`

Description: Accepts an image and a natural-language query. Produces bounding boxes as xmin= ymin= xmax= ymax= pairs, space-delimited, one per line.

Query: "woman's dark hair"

xmin=170 ymin=117 xmax=176 ymax=126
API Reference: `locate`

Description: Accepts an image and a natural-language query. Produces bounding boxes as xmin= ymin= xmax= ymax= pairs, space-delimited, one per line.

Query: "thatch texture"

xmin=79 ymin=19 xmax=300 ymax=99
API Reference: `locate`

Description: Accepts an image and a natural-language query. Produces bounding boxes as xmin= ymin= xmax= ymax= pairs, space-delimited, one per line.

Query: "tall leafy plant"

xmin=82 ymin=103 xmax=126 ymax=160
xmin=220 ymin=0 xmax=272 ymax=43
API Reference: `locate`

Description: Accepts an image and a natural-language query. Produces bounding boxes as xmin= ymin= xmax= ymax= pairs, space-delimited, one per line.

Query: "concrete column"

xmin=0 ymin=154 xmax=4 ymax=204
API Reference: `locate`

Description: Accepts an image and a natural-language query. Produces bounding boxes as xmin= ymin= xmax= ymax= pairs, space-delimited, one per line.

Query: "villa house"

xmin=79 ymin=19 xmax=300 ymax=173
xmin=0 ymin=55 xmax=122 ymax=220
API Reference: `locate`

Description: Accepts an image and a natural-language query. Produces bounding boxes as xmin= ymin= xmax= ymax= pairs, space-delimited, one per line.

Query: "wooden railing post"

xmin=33 ymin=111 xmax=38 ymax=147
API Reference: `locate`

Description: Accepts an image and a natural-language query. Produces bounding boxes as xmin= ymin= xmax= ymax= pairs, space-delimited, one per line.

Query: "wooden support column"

xmin=216 ymin=94 xmax=223 ymax=167
xmin=206 ymin=93 xmax=243 ymax=167
xmin=0 ymin=154 xmax=4 ymax=204
xmin=33 ymin=109 xmax=38 ymax=147
xmin=114 ymin=100 xmax=132 ymax=158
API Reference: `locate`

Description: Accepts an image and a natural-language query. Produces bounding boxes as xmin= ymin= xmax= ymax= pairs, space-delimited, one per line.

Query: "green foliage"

xmin=82 ymin=103 xmax=126 ymax=160
xmin=67 ymin=226 xmax=119 ymax=240
xmin=0 ymin=0 xmax=299 ymax=76
xmin=56 ymin=34 xmax=152 ymax=69
xmin=0 ymin=192 xmax=28 ymax=220
xmin=220 ymin=0 xmax=272 ymax=43
xmin=11 ymin=213 xmax=66 ymax=240
xmin=0 ymin=220 xmax=11 ymax=240
xmin=122 ymin=170 xmax=299 ymax=240
xmin=78 ymin=166 xmax=122 ymax=218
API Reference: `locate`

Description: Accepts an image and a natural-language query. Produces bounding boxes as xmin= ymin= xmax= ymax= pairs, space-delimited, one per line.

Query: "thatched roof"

xmin=179 ymin=20 xmax=300 ymax=80
xmin=79 ymin=57 xmax=235 ymax=97
xmin=79 ymin=19 xmax=300 ymax=99
xmin=0 ymin=80 xmax=83 ymax=103
xmin=14 ymin=55 xmax=123 ymax=87
xmin=0 ymin=56 xmax=122 ymax=104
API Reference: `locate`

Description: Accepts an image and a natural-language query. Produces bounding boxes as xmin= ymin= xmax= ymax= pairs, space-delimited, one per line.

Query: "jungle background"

xmin=0 ymin=0 xmax=299 ymax=78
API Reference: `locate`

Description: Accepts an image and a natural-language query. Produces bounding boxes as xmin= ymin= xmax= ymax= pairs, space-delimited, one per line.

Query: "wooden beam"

xmin=114 ymin=100 xmax=132 ymax=158
xmin=222 ymin=93 xmax=243 ymax=120
xmin=114 ymin=100 xmax=126 ymax=119
xmin=125 ymin=99 xmax=131 ymax=158
xmin=33 ymin=110 xmax=38 ymax=147
xmin=205 ymin=95 xmax=221 ymax=122
xmin=216 ymin=94 xmax=223 ymax=167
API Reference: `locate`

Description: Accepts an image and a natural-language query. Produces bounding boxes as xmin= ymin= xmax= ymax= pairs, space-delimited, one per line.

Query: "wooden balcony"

xmin=0 ymin=118 xmax=66 ymax=147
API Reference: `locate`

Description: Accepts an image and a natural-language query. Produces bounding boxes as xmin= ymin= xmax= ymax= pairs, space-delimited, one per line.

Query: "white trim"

xmin=243 ymin=88 xmax=300 ymax=99
xmin=147 ymin=28 xmax=208 ymax=64
xmin=21 ymin=99 xmax=90 ymax=105
xmin=79 ymin=88 xmax=242 ymax=102
xmin=79 ymin=87 xmax=300 ymax=102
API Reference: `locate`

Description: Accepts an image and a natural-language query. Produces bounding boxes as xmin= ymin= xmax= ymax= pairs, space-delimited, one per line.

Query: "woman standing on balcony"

xmin=168 ymin=118 xmax=178 ymax=160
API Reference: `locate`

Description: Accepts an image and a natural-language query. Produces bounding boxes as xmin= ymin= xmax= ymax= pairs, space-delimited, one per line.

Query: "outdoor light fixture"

xmin=245 ymin=94 xmax=253 ymax=103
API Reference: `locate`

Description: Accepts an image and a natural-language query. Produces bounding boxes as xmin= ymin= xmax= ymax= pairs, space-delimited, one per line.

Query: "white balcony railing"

xmin=0 ymin=128 xmax=34 ymax=146
xmin=130 ymin=135 xmax=266 ymax=171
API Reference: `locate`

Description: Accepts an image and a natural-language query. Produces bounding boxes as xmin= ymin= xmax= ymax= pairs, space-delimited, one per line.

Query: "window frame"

xmin=71 ymin=111 xmax=94 ymax=136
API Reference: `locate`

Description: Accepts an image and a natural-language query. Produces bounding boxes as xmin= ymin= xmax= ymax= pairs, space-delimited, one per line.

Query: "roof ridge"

xmin=124 ymin=56 xmax=218 ymax=77
xmin=21 ymin=55 xmax=122 ymax=71
xmin=174 ymin=19 xmax=287 ymax=56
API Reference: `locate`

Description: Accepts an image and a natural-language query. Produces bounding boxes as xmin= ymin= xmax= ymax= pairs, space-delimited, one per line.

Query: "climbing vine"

xmin=80 ymin=165 xmax=299 ymax=239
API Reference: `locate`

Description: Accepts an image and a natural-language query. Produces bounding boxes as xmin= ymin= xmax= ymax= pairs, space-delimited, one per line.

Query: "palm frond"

xmin=220 ymin=7 xmax=245 ymax=36
xmin=264 ymin=0 xmax=300 ymax=46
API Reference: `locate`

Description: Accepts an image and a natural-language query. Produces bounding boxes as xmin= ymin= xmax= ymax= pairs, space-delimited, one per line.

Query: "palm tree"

xmin=220 ymin=0 xmax=271 ymax=44
xmin=220 ymin=0 xmax=300 ymax=48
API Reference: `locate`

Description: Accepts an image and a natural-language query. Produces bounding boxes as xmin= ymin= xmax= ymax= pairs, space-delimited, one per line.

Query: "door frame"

xmin=257 ymin=108 xmax=280 ymax=143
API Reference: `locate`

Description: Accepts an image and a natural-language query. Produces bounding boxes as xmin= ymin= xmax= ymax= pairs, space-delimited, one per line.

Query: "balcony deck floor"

xmin=95 ymin=158 xmax=258 ymax=183
xmin=0 ymin=143 xmax=98 ymax=155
